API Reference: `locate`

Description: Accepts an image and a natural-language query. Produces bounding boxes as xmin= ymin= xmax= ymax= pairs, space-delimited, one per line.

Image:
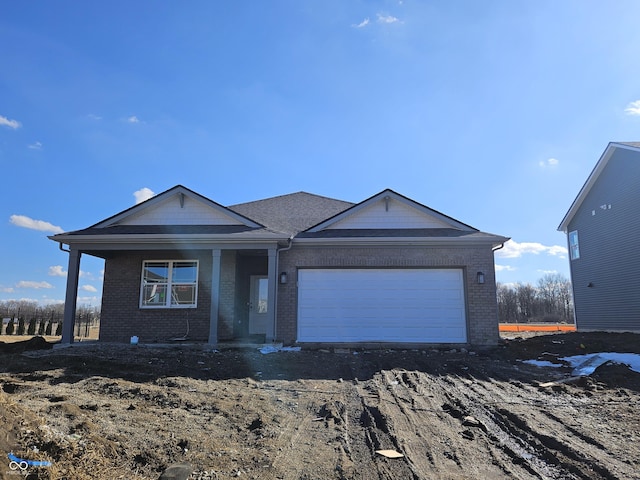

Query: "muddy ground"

xmin=0 ymin=332 xmax=639 ymax=480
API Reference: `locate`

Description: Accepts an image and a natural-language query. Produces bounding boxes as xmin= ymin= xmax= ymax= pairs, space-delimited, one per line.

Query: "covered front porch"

xmin=58 ymin=244 xmax=283 ymax=345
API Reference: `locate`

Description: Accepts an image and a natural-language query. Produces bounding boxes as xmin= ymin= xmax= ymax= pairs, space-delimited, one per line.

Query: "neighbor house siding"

xmin=276 ymin=245 xmax=499 ymax=345
xmin=568 ymin=148 xmax=640 ymax=331
xmin=100 ymin=250 xmax=237 ymax=342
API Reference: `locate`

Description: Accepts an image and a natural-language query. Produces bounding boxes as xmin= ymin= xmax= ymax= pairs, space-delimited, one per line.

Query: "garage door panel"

xmin=298 ymin=269 xmax=467 ymax=343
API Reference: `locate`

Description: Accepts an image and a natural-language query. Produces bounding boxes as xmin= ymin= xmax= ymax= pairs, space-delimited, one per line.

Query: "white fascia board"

xmin=49 ymin=233 xmax=287 ymax=246
xmin=293 ymin=235 xmax=509 ymax=249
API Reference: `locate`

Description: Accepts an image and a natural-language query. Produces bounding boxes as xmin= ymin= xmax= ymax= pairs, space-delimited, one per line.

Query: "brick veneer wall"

xmin=276 ymin=245 xmax=500 ymax=346
xmin=100 ymin=250 xmax=236 ymax=343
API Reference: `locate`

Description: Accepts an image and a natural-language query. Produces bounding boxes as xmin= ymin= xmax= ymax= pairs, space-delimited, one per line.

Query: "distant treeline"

xmin=0 ymin=300 xmax=99 ymax=336
xmin=497 ymin=273 xmax=573 ymax=324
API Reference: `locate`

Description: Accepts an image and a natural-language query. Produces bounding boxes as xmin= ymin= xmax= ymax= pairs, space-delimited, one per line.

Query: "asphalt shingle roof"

xmin=51 ymin=188 xmax=507 ymax=247
xmin=229 ymin=192 xmax=354 ymax=236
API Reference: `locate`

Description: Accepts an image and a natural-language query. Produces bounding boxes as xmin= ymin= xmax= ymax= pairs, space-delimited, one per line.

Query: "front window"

xmin=569 ymin=231 xmax=580 ymax=260
xmin=141 ymin=260 xmax=198 ymax=308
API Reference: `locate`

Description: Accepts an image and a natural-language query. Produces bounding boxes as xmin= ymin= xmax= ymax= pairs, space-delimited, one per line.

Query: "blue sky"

xmin=2 ymin=1 xmax=640 ymax=307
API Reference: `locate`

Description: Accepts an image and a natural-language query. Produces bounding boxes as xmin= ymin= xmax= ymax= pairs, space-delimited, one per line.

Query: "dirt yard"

xmin=0 ymin=332 xmax=639 ymax=480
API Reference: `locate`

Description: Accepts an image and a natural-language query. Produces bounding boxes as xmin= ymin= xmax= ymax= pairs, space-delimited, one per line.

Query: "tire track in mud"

xmin=457 ymin=371 xmax=627 ymax=479
xmin=337 ymin=384 xmax=420 ymax=480
xmin=353 ymin=368 xmax=626 ymax=480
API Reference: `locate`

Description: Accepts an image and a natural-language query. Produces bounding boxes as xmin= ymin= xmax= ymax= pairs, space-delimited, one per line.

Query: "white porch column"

xmin=266 ymin=248 xmax=277 ymax=342
xmin=61 ymin=248 xmax=82 ymax=344
xmin=208 ymin=249 xmax=222 ymax=344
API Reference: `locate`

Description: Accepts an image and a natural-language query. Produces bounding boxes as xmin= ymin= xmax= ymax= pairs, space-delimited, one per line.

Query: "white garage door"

xmin=297 ymin=269 xmax=467 ymax=343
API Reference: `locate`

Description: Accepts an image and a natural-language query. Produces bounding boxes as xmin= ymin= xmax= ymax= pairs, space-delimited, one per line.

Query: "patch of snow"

xmin=523 ymin=352 xmax=640 ymax=375
xmin=522 ymin=360 xmax=563 ymax=368
xmin=561 ymin=353 xmax=640 ymax=374
xmin=259 ymin=345 xmax=302 ymax=354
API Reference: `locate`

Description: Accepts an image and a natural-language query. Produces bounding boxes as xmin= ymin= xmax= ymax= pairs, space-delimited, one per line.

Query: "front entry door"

xmin=249 ymin=275 xmax=269 ymax=335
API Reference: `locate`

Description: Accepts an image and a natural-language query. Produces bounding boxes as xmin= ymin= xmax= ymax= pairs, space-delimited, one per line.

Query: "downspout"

xmin=59 ymin=242 xmax=71 ymax=253
xmin=492 ymin=242 xmax=505 ymax=280
xmin=274 ymin=235 xmax=294 ymax=342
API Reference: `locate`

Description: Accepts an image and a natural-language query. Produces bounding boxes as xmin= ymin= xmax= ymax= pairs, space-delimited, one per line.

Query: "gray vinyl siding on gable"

xmin=568 ymin=148 xmax=640 ymax=331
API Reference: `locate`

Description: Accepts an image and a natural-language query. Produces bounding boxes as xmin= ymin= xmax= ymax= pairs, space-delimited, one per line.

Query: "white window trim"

xmin=140 ymin=260 xmax=199 ymax=309
xmin=569 ymin=230 xmax=580 ymax=260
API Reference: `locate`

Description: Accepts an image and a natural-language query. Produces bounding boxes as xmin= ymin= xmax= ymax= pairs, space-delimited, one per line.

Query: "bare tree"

xmin=537 ymin=273 xmax=573 ymax=321
xmin=515 ymin=284 xmax=538 ymax=321
xmin=496 ymin=274 xmax=574 ymax=324
xmin=497 ymin=283 xmax=518 ymax=323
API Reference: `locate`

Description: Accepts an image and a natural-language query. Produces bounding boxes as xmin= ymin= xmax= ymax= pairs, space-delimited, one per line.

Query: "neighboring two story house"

xmin=559 ymin=142 xmax=640 ymax=332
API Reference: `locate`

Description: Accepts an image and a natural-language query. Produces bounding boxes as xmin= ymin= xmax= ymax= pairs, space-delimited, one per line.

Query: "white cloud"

xmin=495 ymin=264 xmax=516 ymax=272
xmin=539 ymin=157 xmax=559 ymax=168
xmin=16 ymin=281 xmax=53 ymax=290
xmin=352 ymin=17 xmax=370 ymax=28
xmin=49 ymin=265 xmax=67 ymax=277
xmin=134 ymin=187 xmax=155 ymax=204
xmin=377 ymin=13 xmax=400 ymax=24
xmin=537 ymin=269 xmax=559 ymax=275
xmin=10 ymin=215 xmax=64 ymax=234
xmin=0 ymin=115 xmax=21 ymax=129
xmin=127 ymin=115 xmax=140 ymax=123
xmin=76 ymin=295 xmax=100 ymax=306
xmin=624 ymin=100 xmax=640 ymax=116
xmin=496 ymin=240 xmax=567 ymax=259
xmin=38 ymin=297 xmax=65 ymax=306
xmin=80 ymin=285 xmax=98 ymax=293
xmin=49 ymin=266 xmax=93 ymax=279
xmin=87 ymin=113 xmax=102 ymax=120
xmin=0 ymin=286 xmax=15 ymax=293
xmin=28 ymin=141 xmax=43 ymax=150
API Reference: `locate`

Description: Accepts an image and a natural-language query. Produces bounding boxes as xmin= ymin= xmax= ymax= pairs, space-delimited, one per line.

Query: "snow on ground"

xmin=521 ymin=360 xmax=564 ymax=368
xmin=524 ymin=353 xmax=640 ymax=375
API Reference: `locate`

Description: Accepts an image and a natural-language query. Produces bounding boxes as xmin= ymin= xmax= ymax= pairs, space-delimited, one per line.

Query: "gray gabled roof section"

xmin=49 ymin=186 xmax=509 ymax=248
xmin=558 ymin=142 xmax=640 ymax=232
xmin=91 ymin=185 xmax=263 ymax=229
xmin=229 ymin=192 xmax=354 ymax=236
xmin=306 ymin=188 xmax=478 ymax=233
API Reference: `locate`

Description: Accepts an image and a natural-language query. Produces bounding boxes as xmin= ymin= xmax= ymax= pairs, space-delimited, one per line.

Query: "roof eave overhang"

xmin=293 ymin=236 xmax=509 ymax=249
xmin=48 ymin=233 xmax=287 ymax=247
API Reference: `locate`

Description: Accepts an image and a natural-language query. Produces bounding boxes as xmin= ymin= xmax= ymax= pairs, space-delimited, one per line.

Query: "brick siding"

xmin=276 ymin=245 xmax=500 ymax=346
xmin=100 ymin=250 xmax=236 ymax=343
xmin=100 ymin=245 xmax=499 ymax=346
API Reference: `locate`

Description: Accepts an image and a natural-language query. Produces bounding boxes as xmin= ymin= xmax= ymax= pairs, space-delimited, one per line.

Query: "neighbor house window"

xmin=569 ymin=231 xmax=580 ymax=260
xmin=140 ymin=260 xmax=198 ymax=308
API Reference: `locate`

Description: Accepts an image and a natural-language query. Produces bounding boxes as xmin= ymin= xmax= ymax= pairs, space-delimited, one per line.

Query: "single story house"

xmin=50 ymin=186 xmax=509 ymax=346
xmin=558 ymin=141 xmax=640 ymax=332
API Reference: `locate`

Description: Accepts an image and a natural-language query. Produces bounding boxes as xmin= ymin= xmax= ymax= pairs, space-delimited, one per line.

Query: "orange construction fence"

xmin=499 ymin=323 xmax=576 ymax=332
